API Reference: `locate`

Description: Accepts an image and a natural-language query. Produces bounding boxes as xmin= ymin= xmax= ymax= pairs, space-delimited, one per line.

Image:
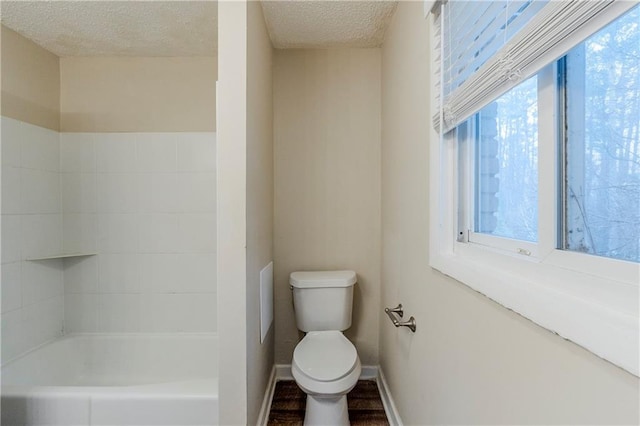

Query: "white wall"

xmin=379 ymin=2 xmax=640 ymax=424
xmin=273 ymin=48 xmax=381 ymax=365
xmin=60 ymin=131 xmax=217 ymax=333
xmin=217 ymin=1 xmax=249 ymax=424
xmin=1 ymin=117 xmax=64 ymax=362
xmin=1 ymin=25 xmax=60 ymax=131
xmin=217 ymin=2 xmax=276 ymax=423
xmin=246 ymin=1 xmax=275 ymax=424
xmin=59 ymin=57 xmax=217 ymax=133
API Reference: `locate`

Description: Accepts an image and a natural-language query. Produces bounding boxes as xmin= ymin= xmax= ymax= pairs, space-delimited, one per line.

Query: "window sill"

xmin=430 ymin=243 xmax=639 ymax=377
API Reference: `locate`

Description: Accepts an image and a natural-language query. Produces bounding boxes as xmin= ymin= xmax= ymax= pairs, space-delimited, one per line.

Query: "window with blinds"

xmin=432 ymin=0 xmax=637 ymax=133
xmin=428 ymin=1 xmax=640 ymax=376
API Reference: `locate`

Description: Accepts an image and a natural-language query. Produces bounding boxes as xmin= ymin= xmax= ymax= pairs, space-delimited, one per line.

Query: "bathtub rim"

xmin=1 ymin=332 xmax=219 ymax=396
xmin=1 ymin=331 xmax=219 ymax=368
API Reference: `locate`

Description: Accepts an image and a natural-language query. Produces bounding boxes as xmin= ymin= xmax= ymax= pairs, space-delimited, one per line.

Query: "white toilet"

xmin=290 ymin=270 xmax=361 ymax=426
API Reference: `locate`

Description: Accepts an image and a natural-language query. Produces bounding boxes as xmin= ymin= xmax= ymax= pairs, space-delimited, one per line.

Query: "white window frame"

xmin=463 ymin=69 xmax=553 ymax=259
xmin=428 ymin=13 xmax=640 ymax=377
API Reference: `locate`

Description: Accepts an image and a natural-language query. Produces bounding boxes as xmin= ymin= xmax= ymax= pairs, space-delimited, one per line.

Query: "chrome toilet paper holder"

xmin=384 ymin=304 xmax=416 ymax=332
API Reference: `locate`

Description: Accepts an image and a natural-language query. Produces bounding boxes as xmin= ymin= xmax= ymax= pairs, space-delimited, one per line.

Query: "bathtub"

xmin=1 ymin=333 xmax=218 ymax=426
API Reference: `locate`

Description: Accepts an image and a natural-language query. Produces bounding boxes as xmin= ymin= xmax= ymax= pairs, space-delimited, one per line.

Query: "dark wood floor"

xmin=267 ymin=380 xmax=390 ymax=426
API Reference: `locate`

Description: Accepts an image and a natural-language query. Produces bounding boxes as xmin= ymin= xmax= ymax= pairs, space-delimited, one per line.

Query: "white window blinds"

xmin=432 ymin=0 xmax=638 ymax=133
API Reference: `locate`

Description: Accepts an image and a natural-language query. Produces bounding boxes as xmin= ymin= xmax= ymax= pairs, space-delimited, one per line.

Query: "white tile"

xmin=138 ymin=253 xmax=216 ymax=294
xmin=21 ymin=123 xmax=59 ymax=172
xmin=22 ymin=259 xmax=64 ymax=305
xmin=95 ymin=133 xmax=137 ymax=172
xmin=64 ymin=293 xmax=98 ymax=332
xmin=178 ymin=173 xmax=216 ymax=213
xmin=60 ymin=133 xmax=96 ymax=172
xmin=97 ymin=214 xmax=139 ymax=253
xmin=22 ymin=296 xmax=64 ymax=350
xmin=195 ymin=293 xmax=217 ymax=332
xmin=62 ymin=213 xmax=98 ymax=253
xmin=2 ymin=166 xmax=21 ymax=214
xmin=1 ymin=262 xmax=22 ymax=313
xmin=178 ymin=253 xmax=216 ymax=293
xmin=138 ymin=294 xmax=168 ymax=331
xmin=63 ymin=214 xmax=85 ymax=254
xmin=177 ymin=132 xmax=216 ymax=172
xmin=138 ymin=214 xmax=180 ymax=253
xmin=21 ymin=169 xmax=60 ymax=214
xmin=140 ymin=293 xmax=216 ymax=332
xmin=1 ymin=309 xmax=26 ymax=361
xmin=138 ymin=254 xmax=179 ymax=294
xmin=49 ymin=296 xmax=66 ymax=338
xmin=20 ymin=131 xmax=42 ymax=169
xmin=83 ymin=176 xmax=97 ymax=213
xmin=1 ymin=116 xmax=22 ymax=167
xmin=96 ymin=173 xmax=138 ymax=213
xmin=178 ymin=214 xmax=216 ymax=252
xmin=62 ymin=172 xmax=97 ymax=213
xmin=98 ymin=254 xmax=141 ymax=293
xmin=2 ymin=215 xmax=22 ymax=263
xmin=61 ymin=172 xmax=81 ymax=213
xmin=96 ymin=294 xmax=141 ymax=332
xmin=21 ymin=214 xmax=63 ymax=258
xmin=138 ymin=173 xmax=181 ymax=213
xmin=136 ymin=133 xmax=177 ymax=172
xmin=64 ymin=256 xmax=98 ymax=294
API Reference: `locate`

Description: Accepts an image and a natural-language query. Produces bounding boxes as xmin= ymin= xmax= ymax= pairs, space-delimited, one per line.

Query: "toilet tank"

xmin=290 ymin=270 xmax=356 ymax=332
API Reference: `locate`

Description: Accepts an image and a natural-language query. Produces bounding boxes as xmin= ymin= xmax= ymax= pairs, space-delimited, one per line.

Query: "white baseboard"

xmin=274 ymin=364 xmax=379 ymax=381
xmin=257 ymin=365 xmax=277 ymax=426
xmin=360 ymin=365 xmax=379 ymax=379
xmin=267 ymin=364 xmax=403 ymax=426
xmin=377 ymin=367 xmax=403 ymax=426
xmin=274 ymin=363 xmax=293 ymax=380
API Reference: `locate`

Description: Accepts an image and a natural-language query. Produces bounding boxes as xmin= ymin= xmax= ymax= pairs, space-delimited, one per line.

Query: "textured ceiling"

xmin=261 ymin=1 xmax=397 ymax=49
xmin=0 ymin=1 xmax=398 ymax=56
xmin=0 ymin=1 xmax=218 ymax=56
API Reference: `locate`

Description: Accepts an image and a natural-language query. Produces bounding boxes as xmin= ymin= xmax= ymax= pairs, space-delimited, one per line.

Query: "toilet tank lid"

xmin=290 ymin=270 xmax=357 ymax=288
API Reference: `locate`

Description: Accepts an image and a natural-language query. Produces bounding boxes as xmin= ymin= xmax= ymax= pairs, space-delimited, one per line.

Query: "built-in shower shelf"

xmin=26 ymin=252 xmax=97 ymax=261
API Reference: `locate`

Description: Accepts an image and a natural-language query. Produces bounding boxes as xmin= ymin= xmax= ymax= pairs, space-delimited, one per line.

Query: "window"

xmin=458 ymin=6 xmax=639 ymax=263
xmin=430 ymin=2 xmax=639 ymax=377
xmin=473 ymin=74 xmax=539 ymax=244
xmin=564 ymin=9 xmax=640 ymax=263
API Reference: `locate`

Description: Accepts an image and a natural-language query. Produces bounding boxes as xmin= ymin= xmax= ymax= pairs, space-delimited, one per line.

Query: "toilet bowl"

xmin=292 ymin=331 xmax=361 ymax=426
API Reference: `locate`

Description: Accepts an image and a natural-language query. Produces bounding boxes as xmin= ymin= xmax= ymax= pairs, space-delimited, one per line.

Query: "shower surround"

xmin=1 ymin=117 xmax=219 ymax=425
xmin=1 ymin=117 xmax=217 ymax=355
xmin=60 ymin=130 xmax=217 ymax=334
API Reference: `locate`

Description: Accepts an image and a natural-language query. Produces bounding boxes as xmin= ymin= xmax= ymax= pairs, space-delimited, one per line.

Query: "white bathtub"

xmin=1 ymin=333 xmax=218 ymax=426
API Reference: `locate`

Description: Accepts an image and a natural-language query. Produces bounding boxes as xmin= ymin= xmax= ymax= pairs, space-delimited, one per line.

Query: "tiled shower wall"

xmin=1 ymin=117 xmax=65 ymax=362
xmin=1 ymin=116 xmax=217 ymax=362
xmin=61 ymin=131 xmax=217 ymax=333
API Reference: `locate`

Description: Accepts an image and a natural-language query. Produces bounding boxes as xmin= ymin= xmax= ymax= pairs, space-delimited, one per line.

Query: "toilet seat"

xmin=292 ymin=331 xmax=361 ymax=397
xmin=294 ymin=331 xmax=358 ymax=382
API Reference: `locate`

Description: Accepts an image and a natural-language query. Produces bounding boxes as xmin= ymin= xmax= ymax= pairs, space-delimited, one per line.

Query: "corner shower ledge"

xmin=26 ymin=253 xmax=97 ymax=261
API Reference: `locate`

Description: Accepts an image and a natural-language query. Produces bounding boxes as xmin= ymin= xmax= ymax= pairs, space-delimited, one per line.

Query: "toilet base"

xmin=304 ymin=394 xmax=350 ymax=426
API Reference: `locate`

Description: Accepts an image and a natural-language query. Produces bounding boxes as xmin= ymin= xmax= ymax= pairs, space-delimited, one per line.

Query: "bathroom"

xmin=1 ymin=1 xmax=639 ymax=425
